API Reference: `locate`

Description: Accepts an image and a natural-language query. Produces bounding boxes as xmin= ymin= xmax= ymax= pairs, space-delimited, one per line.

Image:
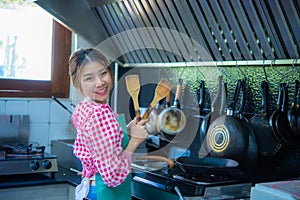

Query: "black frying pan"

xmin=200 ymin=76 xmax=223 ymax=145
xmin=269 ymin=83 xmax=287 ymax=144
xmin=288 ymin=80 xmax=299 ymax=136
xmin=275 ymin=84 xmax=300 ymax=145
xmin=205 ymin=80 xmax=249 ymax=161
xmin=249 ymin=81 xmax=281 ymax=156
xmin=175 ymin=156 xmax=239 ymax=176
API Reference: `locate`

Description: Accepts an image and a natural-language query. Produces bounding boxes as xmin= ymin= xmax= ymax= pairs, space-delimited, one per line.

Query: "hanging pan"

xmin=205 ymin=80 xmax=250 ymax=162
xmin=287 ymin=80 xmax=300 ymax=136
xmin=249 ymin=81 xmax=281 ymax=156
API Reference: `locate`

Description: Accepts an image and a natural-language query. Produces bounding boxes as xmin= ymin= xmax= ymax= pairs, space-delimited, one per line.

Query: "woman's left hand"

xmin=126 ymin=118 xmax=137 ymax=136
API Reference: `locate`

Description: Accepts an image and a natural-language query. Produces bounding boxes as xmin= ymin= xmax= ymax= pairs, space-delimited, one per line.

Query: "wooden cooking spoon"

xmin=142 ymin=78 xmax=172 ymax=120
xmin=125 ymin=75 xmax=141 ymax=121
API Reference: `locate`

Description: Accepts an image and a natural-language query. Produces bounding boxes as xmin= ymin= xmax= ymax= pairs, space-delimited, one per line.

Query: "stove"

xmin=0 ymin=144 xmax=58 ymax=176
xmin=132 ymin=164 xmax=252 ymax=199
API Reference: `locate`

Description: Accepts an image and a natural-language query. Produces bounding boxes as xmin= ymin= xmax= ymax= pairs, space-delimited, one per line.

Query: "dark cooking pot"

xmin=205 ymin=80 xmax=249 ymax=161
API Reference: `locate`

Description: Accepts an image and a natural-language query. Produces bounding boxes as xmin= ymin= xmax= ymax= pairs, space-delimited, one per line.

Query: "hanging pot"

xmin=157 ymin=79 xmax=186 ymax=136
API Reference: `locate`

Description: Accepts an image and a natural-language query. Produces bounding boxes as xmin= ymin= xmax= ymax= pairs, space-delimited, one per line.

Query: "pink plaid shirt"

xmin=72 ymin=98 xmax=132 ymax=187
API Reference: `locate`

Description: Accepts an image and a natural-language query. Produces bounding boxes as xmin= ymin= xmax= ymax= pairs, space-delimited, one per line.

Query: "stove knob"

xmin=30 ymin=160 xmax=40 ymax=171
xmin=42 ymin=160 xmax=52 ymax=169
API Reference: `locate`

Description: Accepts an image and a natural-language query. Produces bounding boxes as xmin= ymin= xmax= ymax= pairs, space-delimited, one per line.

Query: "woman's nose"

xmin=96 ymin=76 xmax=103 ymax=86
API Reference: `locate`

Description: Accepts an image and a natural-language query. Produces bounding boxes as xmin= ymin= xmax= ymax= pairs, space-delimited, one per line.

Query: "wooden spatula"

xmin=125 ymin=75 xmax=141 ymax=121
xmin=142 ymin=78 xmax=172 ymax=120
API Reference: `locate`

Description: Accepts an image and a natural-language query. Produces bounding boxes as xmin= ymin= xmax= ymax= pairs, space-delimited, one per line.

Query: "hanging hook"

xmin=236 ymin=60 xmax=246 ymax=81
xmin=292 ymin=58 xmax=300 ymax=74
xmin=271 ymin=60 xmax=289 ymax=86
xmin=214 ymin=61 xmax=228 ymax=78
xmin=262 ymin=60 xmax=269 ymax=82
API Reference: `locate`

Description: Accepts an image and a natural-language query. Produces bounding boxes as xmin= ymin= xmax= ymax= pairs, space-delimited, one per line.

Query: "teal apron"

xmin=95 ymin=114 xmax=132 ymax=200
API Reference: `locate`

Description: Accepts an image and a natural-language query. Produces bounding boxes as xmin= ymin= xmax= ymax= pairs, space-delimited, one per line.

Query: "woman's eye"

xmin=101 ymin=71 xmax=107 ymax=77
xmin=84 ymin=77 xmax=93 ymax=81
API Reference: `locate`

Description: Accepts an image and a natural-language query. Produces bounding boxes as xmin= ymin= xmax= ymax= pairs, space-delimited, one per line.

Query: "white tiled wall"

xmin=0 ymin=98 xmax=76 ymax=153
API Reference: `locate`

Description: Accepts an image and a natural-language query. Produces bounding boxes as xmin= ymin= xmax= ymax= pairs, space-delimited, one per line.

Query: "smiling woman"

xmin=0 ymin=0 xmax=71 ymax=98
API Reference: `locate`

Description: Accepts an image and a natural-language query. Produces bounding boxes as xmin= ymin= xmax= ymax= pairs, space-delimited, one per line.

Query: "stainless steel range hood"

xmin=35 ymin=0 xmax=300 ymax=64
xmin=35 ymin=0 xmax=109 ymax=45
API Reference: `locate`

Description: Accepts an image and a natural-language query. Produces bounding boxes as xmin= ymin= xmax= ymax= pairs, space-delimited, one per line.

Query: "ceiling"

xmin=36 ymin=0 xmax=300 ymax=64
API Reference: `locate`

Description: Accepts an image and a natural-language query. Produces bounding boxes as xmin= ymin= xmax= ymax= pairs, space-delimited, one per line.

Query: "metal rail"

xmin=121 ymin=59 xmax=300 ymax=68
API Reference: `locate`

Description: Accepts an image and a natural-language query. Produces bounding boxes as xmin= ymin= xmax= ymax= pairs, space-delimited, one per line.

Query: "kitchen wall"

xmin=0 ymin=34 xmax=91 ymax=154
xmin=0 ymin=98 xmax=75 ymax=153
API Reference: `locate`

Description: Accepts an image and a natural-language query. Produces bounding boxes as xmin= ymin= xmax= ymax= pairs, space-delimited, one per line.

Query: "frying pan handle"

xmin=220 ymin=82 xmax=228 ymax=116
xmin=292 ymin=80 xmax=299 ymax=105
xmin=198 ymin=80 xmax=205 ymax=115
xmin=281 ymin=83 xmax=288 ymax=112
xmin=237 ymin=79 xmax=246 ymax=115
xmin=165 ymin=91 xmax=171 ymax=108
xmin=227 ymin=80 xmax=242 ymax=114
xmin=260 ymin=81 xmax=269 ymax=114
xmin=135 ymin=156 xmax=174 ymax=169
xmin=174 ymin=78 xmax=183 ymax=109
xmin=276 ymin=83 xmax=284 ymax=109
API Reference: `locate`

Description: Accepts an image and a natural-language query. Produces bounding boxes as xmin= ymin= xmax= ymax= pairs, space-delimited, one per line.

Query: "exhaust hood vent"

xmin=36 ymin=0 xmax=300 ymax=64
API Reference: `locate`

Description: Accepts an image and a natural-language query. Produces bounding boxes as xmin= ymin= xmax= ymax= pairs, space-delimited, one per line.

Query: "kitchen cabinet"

xmin=0 ymin=183 xmax=75 ymax=200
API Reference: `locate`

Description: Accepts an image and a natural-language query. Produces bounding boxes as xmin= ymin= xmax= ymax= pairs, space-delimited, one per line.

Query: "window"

xmin=0 ymin=1 xmax=71 ymax=98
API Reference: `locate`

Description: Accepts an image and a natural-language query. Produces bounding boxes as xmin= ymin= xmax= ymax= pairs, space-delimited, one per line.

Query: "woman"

xmin=69 ymin=48 xmax=148 ymax=200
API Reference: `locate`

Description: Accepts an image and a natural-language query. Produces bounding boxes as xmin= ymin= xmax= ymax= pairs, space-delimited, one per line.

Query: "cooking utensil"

xmin=52 ymin=96 xmax=73 ymax=115
xmin=249 ymin=81 xmax=281 ymax=156
xmin=141 ymin=78 xmax=172 ymax=120
xmin=175 ymin=156 xmax=239 ymax=176
xmin=237 ymin=80 xmax=258 ymax=169
xmin=288 ymin=80 xmax=299 ymax=135
xmin=274 ymin=83 xmax=299 ymax=145
xmin=165 ymin=90 xmax=171 ymax=108
xmin=297 ymin=82 xmax=300 ymax=134
xmin=205 ymin=80 xmax=249 ymax=161
xmin=269 ymin=83 xmax=287 ymax=144
xmin=135 ymin=155 xmax=175 ymax=169
xmin=131 ymin=161 xmax=169 ymax=171
xmin=200 ymin=76 xmax=223 ymax=146
xmin=157 ymin=79 xmax=186 ymax=136
xmin=125 ymin=74 xmax=141 ymax=121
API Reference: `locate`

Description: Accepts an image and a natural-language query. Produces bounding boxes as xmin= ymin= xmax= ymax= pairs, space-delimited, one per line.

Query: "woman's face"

xmin=80 ymin=61 xmax=113 ymax=104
